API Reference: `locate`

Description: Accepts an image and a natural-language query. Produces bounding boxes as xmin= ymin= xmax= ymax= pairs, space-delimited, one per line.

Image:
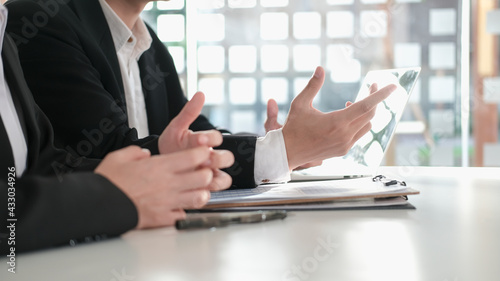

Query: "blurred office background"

xmin=141 ymin=0 xmax=500 ymax=167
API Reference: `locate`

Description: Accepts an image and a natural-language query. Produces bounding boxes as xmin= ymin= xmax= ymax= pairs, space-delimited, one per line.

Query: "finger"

xmin=169 ymin=91 xmax=205 ymax=132
xmin=344 ymin=84 xmax=396 ymax=118
xmin=369 ymin=83 xmax=378 ymax=94
xmin=350 ymin=96 xmax=378 ymax=125
xmin=345 ymin=84 xmax=376 ymax=110
xmin=155 ymin=146 xmax=212 ymax=173
xmin=187 ymin=130 xmax=223 ymax=148
xmin=293 ymin=66 xmax=325 ymax=105
xmin=265 ymin=99 xmax=282 ymax=131
xmin=108 ymin=145 xmax=151 ymax=162
xmin=176 ymin=188 xmax=211 ymax=209
xmin=350 ymin=122 xmax=373 ymax=145
xmin=346 ymin=103 xmax=377 ymax=136
xmin=174 ymin=168 xmax=214 ymax=191
xmin=206 ymin=169 xmax=232 ymax=192
xmin=201 ymin=149 xmax=235 ymax=170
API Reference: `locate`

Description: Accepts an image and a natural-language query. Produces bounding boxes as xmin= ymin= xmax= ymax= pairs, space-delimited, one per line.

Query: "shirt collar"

xmin=99 ymin=0 xmax=152 ymax=59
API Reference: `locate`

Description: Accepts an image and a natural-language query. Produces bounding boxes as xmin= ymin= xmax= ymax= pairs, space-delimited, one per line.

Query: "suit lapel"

xmin=68 ymin=0 xmax=171 ymax=134
xmin=139 ymin=49 xmax=168 ymax=135
xmin=69 ymin=0 xmax=125 ymax=95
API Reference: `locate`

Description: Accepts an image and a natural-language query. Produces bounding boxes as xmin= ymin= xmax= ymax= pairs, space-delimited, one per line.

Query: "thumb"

xmin=170 ymin=91 xmax=205 ymax=131
xmin=294 ymin=66 xmax=325 ymax=105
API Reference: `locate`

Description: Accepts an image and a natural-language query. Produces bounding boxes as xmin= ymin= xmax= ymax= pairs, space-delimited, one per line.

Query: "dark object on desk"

xmin=176 ymin=211 xmax=287 ymax=230
xmin=373 ymin=175 xmax=407 ymax=186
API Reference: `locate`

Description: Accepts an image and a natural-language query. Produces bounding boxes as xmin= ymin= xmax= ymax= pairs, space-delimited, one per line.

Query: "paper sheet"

xmin=207 ymin=177 xmax=418 ymax=207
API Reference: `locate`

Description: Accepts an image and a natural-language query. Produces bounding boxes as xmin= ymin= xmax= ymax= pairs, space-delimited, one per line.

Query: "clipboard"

xmin=202 ymin=175 xmax=419 ymax=209
xmin=196 ymin=196 xmax=415 ymax=212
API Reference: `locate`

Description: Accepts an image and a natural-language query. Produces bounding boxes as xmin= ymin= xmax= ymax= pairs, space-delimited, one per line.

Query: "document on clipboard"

xmin=202 ymin=176 xmax=419 ymax=210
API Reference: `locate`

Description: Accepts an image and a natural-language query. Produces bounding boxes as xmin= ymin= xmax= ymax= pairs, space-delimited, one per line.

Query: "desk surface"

xmin=2 ymin=167 xmax=500 ymax=281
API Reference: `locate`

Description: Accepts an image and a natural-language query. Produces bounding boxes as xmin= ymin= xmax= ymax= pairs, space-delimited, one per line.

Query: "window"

xmin=142 ymin=0 xmax=500 ymax=167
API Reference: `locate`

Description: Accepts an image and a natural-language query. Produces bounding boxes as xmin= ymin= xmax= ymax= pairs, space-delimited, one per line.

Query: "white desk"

xmin=2 ymin=167 xmax=500 ymax=281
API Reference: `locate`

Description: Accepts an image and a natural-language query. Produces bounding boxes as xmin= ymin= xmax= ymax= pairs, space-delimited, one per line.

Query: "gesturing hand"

xmin=95 ymin=146 xmax=234 ymax=229
xmin=264 ymin=99 xmax=323 ymax=170
xmin=282 ymin=66 xmax=396 ymax=170
xmin=158 ymin=91 xmax=222 ymax=154
xmin=158 ymin=91 xmax=235 ymax=195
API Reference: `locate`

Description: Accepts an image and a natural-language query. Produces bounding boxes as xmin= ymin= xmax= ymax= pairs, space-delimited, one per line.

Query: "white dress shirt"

xmin=0 ymin=6 xmax=28 ymax=175
xmin=100 ymin=0 xmax=152 ymax=139
xmin=99 ymin=1 xmax=291 ymax=184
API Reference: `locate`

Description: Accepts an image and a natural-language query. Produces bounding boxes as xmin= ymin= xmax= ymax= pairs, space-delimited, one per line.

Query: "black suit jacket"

xmin=6 ymin=0 xmax=257 ymax=188
xmin=0 ymin=35 xmax=138 ymax=254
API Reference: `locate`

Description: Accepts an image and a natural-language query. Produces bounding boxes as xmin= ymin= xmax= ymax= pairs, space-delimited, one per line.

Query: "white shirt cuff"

xmin=254 ymin=128 xmax=291 ymax=185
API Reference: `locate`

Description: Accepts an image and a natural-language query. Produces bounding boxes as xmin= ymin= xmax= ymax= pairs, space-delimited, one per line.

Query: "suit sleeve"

xmin=6 ymin=0 xmax=159 ymax=158
xmin=0 ymin=31 xmax=138 ymax=254
xmin=218 ymin=135 xmax=257 ymax=189
xmin=1 ymin=100 xmax=139 ymax=255
xmin=0 ymin=173 xmax=138 ymax=254
xmin=0 ymin=89 xmax=138 ymax=255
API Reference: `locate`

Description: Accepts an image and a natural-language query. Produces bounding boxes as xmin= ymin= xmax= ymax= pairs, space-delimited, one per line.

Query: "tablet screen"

xmin=346 ymin=67 xmax=422 ymax=170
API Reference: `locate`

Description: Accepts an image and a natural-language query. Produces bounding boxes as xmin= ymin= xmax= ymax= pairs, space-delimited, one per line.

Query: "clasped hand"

xmin=96 ymin=92 xmax=234 ymax=229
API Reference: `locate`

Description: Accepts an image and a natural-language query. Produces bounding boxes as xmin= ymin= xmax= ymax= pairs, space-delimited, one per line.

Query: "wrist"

xmin=282 ymin=126 xmax=301 ymax=170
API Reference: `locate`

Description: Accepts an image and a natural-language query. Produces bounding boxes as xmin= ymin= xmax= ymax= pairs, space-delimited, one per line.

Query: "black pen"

xmin=175 ymin=210 xmax=287 ymax=230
